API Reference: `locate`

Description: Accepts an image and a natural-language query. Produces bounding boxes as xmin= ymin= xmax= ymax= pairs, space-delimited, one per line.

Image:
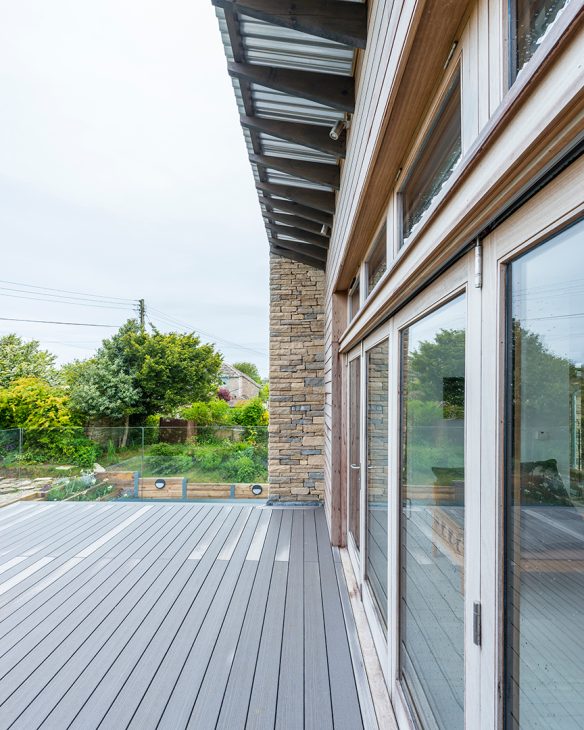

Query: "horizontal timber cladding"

xmin=327 ymin=0 xmax=473 ymax=289
xmin=269 ymin=255 xmax=326 ymax=501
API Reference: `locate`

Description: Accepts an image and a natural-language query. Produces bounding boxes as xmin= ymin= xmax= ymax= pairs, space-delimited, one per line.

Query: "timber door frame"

xmin=389 ymin=252 xmax=482 ymax=730
xmin=346 ymin=344 xmax=364 ymax=586
xmin=481 ymin=154 xmax=584 ymax=730
xmin=362 ymin=321 xmax=392 ymax=683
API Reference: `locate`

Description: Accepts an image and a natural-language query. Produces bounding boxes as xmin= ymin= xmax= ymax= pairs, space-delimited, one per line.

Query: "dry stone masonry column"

xmin=268 ymin=254 xmax=325 ymax=501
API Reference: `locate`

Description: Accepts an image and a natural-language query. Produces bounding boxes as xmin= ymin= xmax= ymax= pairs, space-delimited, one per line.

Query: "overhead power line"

xmin=149 ymin=307 xmax=268 ymax=358
xmin=0 ymin=291 xmax=131 ymax=310
xmin=0 ymin=285 xmax=133 ymax=307
xmin=0 ymin=317 xmax=118 ymax=328
xmin=0 ymin=279 xmax=135 ymax=303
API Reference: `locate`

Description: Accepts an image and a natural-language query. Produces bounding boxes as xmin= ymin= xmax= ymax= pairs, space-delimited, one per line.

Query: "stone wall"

xmin=269 ymin=254 xmax=325 ymax=501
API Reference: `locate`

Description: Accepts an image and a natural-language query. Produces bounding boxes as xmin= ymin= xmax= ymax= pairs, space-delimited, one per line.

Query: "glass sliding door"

xmin=505 ymin=219 xmax=584 ymax=730
xmin=348 ymin=355 xmax=362 ymax=553
xmin=365 ymin=338 xmax=389 ymax=627
xmin=400 ymin=295 xmax=466 ymax=730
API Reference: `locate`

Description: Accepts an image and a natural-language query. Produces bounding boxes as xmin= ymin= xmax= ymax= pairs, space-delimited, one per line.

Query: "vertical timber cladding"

xmin=269 ymin=254 xmax=325 ymax=501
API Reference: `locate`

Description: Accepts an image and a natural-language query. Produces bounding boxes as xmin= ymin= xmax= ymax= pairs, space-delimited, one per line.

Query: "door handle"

xmin=350 ymin=464 xmax=361 ymax=470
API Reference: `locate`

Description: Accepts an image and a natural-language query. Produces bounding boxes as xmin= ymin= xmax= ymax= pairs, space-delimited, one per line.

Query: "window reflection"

xmin=349 ymin=357 xmax=361 ymax=551
xmin=510 ymin=0 xmax=569 ymax=81
xmin=400 ymin=70 xmax=461 ymax=246
xmin=400 ymin=295 xmax=466 ymax=730
xmin=367 ymin=223 xmax=387 ymax=295
xmin=506 ymin=219 xmax=584 ymax=730
xmin=366 ymin=339 xmax=389 ymax=626
xmin=349 ymin=277 xmax=361 ymax=321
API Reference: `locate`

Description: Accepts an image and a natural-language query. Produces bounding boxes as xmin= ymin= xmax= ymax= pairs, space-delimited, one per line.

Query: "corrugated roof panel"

xmin=239 ymin=18 xmax=354 ymax=75
xmin=251 ymin=86 xmax=341 ymax=125
xmin=259 ymin=134 xmax=336 ymax=164
xmin=214 ymin=3 xmax=359 ymax=265
xmin=266 ymin=170 xmax=334 ymax=192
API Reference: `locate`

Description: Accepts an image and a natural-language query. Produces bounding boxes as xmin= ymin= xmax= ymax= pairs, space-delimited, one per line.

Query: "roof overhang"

xmin=213 ymin=0 xmax=366 ymax=270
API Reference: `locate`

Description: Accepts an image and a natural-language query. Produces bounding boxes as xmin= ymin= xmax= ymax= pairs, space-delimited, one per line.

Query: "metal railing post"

xmin=141 ymin=427 xmax=145 ymax=490
xmin=19 ymin=428 xmax=23 ymax=479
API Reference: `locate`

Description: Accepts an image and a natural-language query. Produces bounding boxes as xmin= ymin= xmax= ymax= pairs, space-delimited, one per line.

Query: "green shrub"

xmin=189 ymin=444 xmax=225 ymax=470
xmin=223 ymin=454 xmax=257 ymax=482
xmin=231 ymin=397 xmax=269 ymax=441
xmin=144 ymin=443 xmax=193 ymax=475
xmin=0 ymin=377 xmax=98 ymax=467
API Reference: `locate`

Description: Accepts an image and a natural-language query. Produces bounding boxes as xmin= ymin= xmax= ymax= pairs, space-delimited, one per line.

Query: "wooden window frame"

xmin=393 ymin=49 xmax=464 ymax=257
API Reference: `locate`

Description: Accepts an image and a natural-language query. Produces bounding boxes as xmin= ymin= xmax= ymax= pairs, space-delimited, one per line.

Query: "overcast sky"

xmin=0 ymin=0 xmax=269 ymax=376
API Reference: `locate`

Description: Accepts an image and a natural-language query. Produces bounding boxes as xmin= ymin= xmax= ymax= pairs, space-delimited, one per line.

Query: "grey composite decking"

xmin=0 ymin=502 xmax=371 ymax=730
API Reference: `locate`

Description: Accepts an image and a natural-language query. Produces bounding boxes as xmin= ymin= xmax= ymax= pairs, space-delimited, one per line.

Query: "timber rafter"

xmin=256 ymin=182 xmax=336 ymax=214
xmin=269 ymin=235 xmax=327 ymax=260
xmin=214 ymin=0 xmax=367 ymax=268
xmin=228 ymin=62 xmax=355 ymax=112
xmin=263 ymin=212 xmax=328 ymax=236
xmin=213 ymin=0 xmax=367 ymax=48
xmin=259 ymin=194 xmax=334 ymax=227
xmin=240 ymin=116 xmax=345 ymax=158
xmin=270 ymin=245 xmax=327 ymax=270
xmin=251 ymin=154 xmax=340 ymax=189
xmin=266 ymin=223 xmax=330 ymax=249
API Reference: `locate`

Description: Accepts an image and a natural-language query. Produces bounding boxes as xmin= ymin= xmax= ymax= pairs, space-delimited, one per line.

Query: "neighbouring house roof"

xmin=212 ymin=0 xmax=366 ymax=270
xmin=221 ymin=362 xmax=262 ymax=391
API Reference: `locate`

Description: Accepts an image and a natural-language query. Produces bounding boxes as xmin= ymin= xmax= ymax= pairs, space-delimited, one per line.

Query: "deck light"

xmin=251 ymin=484 xmax=263 ymax=496
xmin=155 ymin=479 xmax=166 ymax=490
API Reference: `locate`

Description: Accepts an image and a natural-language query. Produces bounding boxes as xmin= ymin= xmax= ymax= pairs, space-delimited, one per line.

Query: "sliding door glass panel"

xmin=349 ymin=357 xmax=361 ymax=552
xmin=506 ymin=219 xmax=584 ymax=730
xmin=366 ymin=339 xmax=389 ymax=626
xmin=400 ymin=295 xmax=466 ymax=730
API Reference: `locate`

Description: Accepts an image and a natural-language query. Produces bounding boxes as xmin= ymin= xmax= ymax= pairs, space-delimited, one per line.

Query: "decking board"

xmin=0 ymin=503 xmax=367 ymax=730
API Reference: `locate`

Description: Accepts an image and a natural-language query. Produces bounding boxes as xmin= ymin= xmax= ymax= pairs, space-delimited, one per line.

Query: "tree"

xmin=232 ymin=361 xmax=262 ymax=384
xmin=132 ymin=327 xmax=223 ymax=414
xmin=66 ymin=357 xmax=140 ymax=440
xmin=407 ymin=328 xmax=465 ymax=418
xmin=0 ymin=335 xmax=58 ymax=389
xmin=66 ymin=320 xmax=223 ymax=440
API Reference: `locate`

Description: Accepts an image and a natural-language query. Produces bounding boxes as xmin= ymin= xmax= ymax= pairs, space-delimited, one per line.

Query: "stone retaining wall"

xmin=269 ymin=255 xmax=325 ymax=501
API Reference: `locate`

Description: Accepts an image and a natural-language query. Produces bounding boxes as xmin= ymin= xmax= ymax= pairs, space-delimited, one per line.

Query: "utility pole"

xmin=138 ymin=299 xmax=146 ymax=333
